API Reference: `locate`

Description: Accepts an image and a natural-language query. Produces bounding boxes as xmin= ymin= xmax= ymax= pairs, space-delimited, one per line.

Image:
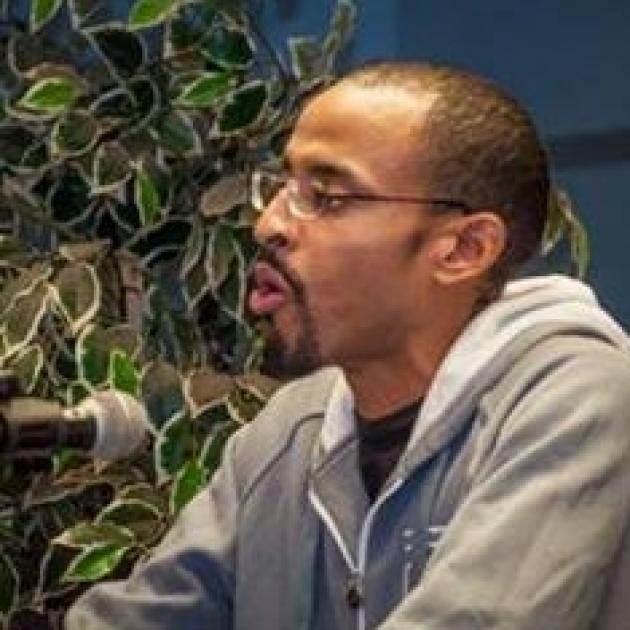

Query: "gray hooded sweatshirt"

xmin=67 ymin=275 xmax=630 ymax=629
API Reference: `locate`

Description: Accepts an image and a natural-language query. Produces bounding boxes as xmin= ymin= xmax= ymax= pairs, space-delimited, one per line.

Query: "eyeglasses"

xmin=250 ymin=169 xmax=472 ymax=220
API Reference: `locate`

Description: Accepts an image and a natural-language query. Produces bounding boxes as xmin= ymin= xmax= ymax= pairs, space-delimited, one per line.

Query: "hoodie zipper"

xmin=309 ymin=477 xmax=404 ymax=630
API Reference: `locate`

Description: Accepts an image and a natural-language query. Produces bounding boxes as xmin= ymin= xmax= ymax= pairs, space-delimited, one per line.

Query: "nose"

xmin=253 ymin=190 xmax=294 ymax=252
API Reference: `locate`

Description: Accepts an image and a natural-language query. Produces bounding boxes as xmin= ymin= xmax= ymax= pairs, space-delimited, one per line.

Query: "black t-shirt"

xmin=355 ymin=399 xmax=421 ymax=503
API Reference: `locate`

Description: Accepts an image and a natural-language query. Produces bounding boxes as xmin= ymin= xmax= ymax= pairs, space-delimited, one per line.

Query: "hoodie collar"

xmin=319 ymin=275 xmax=629 ymax=455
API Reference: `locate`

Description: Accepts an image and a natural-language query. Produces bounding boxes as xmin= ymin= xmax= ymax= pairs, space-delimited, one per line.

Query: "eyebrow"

xmin=281 ymin=154 xmax=365 ymax=190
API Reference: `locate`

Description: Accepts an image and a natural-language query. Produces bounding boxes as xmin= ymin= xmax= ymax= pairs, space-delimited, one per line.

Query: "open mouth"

xmin=248 ymin=261 xmax=291 ymax=316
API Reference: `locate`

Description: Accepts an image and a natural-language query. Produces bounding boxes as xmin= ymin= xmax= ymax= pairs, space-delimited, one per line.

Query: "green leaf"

xmin=52 ymin=262 xmax=100 ymax=335
xmin=155 ymin=410 xmax=195 ymax=481
xmin=543 ymin=188 xmax=590 ymax=279
xmin=78 ymin=334 xmax=106 ymax=384
xmin=181 ymin=216 xmax=206 ymax=277
xmin=199 ymin=421 xmax=234 ymax=476
xmin=65 ymin=381 xmax=91 ymax=406
xmin=151 ymin=110 xmax=200 ymax=155
xmin=542 ymin=188 xmax=566 ymax=256
xmin=216 ymin=241 xmax=246 ymax=319
xmin=169 ymin=459 xmax=206 ymax=516
xmin=62 ymin=542 xmax=131 ymax=583
xmin=141 ymin=360 xmax=186 ymax=430
xmin=36 ymin=544 xmax=77 ymax=601
xmin=323 ymin=0 xmax=357 ymax=61
xmin=78 ymin=324 xmax=141 ymax=387
xmin=133 ymin=153 xmax=172 ymax=211
xmin=127 ymin=217 xmax=192 ymax=264
xmin=48 ymin=167 xmax=93 ymax=224
xmin=167 ymin=2 xmax=217 ymax=52
xmin=134 ymin=164 xmax=162 ymax=226
xmin=288 ymin=36 xmax=323 ymax=83
xmin=55 ymin=521 xmax=135 ymax=549
xmin=31 ymin=0 xmax=63 ymax=32
xmin=129 ymin=0 xmax=180 ymax=29
xmin=176 ymin=72 xmax=233 ymax=109
xmin=569 ymin=216 xmax=590 ymax=279
xmin=128 ymin=76 xmax=161 ymax=129
xmin=51 ymin=333 xmax=80 ymax=382
xmin=183 ymin=248 xmax=211 ymax=311
xmin=91 ymin=88 xmax=136 ymax=121
xmin=0 ymin=125 xmax=39 ymax=167
xmin=18 ymin=77 xmax=79 ymax=114
xmin=96 ymin=498 xmax=163 ymax=543
xmin=88 ymin=26 xmax=148 ymax=80
xmin=207 ymin=223 xmax=236 ymax=289
xmin=51 ymin=110 xmax=99 ymax=157
xmin=181 ymin=219 xmax=210 ymax=310
xmin=0 ymin=552 xmax=19 ymax=614
xmin=202 ymin=25 xmax=255 ymax=70
xmin=22 ymin=139 xmax=49 ymax=170
xmin=218 ymin=81 xmax=268 ymax=133
xmin=205 ymin=226 xmax=248 ymax=320
xmin=69 ymin=0 xmax=106 ymax=28
xmin=109 ymin=350 xmax=140 ymax=395
xmin=93 ymin=141 xmax=132 ymax=193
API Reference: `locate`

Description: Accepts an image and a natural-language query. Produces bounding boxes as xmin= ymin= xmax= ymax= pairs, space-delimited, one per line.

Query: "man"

xmin=67 ymin=62 xmax=630 ymax=629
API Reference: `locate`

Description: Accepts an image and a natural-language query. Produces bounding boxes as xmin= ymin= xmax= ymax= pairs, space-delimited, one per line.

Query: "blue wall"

xmin=260 ymin=1 xmax=630 ymax=326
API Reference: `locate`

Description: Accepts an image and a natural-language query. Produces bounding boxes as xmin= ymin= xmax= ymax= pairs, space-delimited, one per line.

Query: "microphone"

xmin=0 ymin=390 xmax=150 ymax=460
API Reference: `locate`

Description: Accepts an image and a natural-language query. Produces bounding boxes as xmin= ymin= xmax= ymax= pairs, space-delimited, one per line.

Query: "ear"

xmin=430 ymin=212 xmax=507 ymax=285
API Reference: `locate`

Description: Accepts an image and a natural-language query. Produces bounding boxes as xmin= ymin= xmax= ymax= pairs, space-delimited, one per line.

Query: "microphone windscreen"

xmin=78 ymin=391 xmax=151 ymax=460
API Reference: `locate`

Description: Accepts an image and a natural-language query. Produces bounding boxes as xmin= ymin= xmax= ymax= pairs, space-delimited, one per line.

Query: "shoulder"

xmin=498 ymin=333 xmax=630 ymax=402
xmin=251 ymin=366 xmax=341 ymax=428
xmin=225 ymin=367 xmax=340 ymax=493
xmin=478 ymin=334 xmax=630 ymax=466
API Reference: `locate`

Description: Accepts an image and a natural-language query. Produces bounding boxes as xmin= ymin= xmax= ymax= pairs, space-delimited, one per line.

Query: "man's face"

xmin=250 ymin=84 xmax=449 ymax=378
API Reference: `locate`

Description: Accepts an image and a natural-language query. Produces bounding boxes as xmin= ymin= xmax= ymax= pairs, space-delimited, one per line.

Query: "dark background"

xmin=259 ymin=1 xmax=630 ymax=327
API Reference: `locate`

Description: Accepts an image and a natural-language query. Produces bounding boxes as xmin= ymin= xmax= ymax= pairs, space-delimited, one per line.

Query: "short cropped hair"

xmin=337 ymin=62 xmax=550 ymax=286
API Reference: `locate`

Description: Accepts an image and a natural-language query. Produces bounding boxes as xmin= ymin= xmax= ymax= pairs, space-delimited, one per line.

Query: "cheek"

xmin=305 ymin=245 xmax=415 ymax=319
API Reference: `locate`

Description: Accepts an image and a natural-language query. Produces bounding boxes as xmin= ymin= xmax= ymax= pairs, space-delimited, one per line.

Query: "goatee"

xmin=258 ymin=307 xmax=323 ymax=379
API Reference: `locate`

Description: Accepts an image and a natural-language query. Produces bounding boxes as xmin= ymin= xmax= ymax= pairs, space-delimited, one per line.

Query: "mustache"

xmin=252 ymin=245 xmax=304 ymax=297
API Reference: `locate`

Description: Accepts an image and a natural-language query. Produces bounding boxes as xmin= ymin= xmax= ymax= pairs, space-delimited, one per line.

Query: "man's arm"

xmin=380 ymin=349 xmax=630 ymax=629
xmin=65 ymin=432 xmax=242 ymax=630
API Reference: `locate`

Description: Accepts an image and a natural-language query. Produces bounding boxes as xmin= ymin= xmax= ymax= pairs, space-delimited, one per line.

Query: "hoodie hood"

xmin=320 ymin=275 xmax=630 ymax=453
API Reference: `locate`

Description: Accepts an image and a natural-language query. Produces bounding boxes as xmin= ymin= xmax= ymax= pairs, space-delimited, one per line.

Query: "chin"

xmin=260 ymin=323 xmax=323 ymax=379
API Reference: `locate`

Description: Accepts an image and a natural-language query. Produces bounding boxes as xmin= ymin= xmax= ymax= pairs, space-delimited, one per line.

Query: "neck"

xmin=346 ymin=369 xmax=429 ymax=421
xmin=343 ymin=301 xmax=474 ymax=420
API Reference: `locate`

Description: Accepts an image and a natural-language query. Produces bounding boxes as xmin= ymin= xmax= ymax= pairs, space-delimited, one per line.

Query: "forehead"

xmin=285 ymin=84 xmax=437 ymax=189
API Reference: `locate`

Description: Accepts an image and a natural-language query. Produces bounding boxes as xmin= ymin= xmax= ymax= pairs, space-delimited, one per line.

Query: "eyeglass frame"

xmin=250 ymin=168 xmax=474 ymax=220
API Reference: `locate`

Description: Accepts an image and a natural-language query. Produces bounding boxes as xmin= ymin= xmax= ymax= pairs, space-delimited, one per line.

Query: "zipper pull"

xmin=345 ymin=573 xmax=363 ymax=610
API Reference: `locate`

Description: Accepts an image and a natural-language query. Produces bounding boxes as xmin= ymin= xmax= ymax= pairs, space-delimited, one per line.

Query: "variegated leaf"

xmin=31 ymin=0 xmax=63 ymax=32
xmin=169 ymin=459 xmax=206 ymax=516
xmin=52 ymin=262 xmax=100 ymax=335
xmin=62 ymin=542 xmax=131 ymax=583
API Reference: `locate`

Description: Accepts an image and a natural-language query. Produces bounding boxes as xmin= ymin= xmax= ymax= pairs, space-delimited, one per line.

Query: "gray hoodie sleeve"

xmin=65 ymin=432 xmax=242 ymax=630
xmin=379 ymin=343 xmax=630 ymax=630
